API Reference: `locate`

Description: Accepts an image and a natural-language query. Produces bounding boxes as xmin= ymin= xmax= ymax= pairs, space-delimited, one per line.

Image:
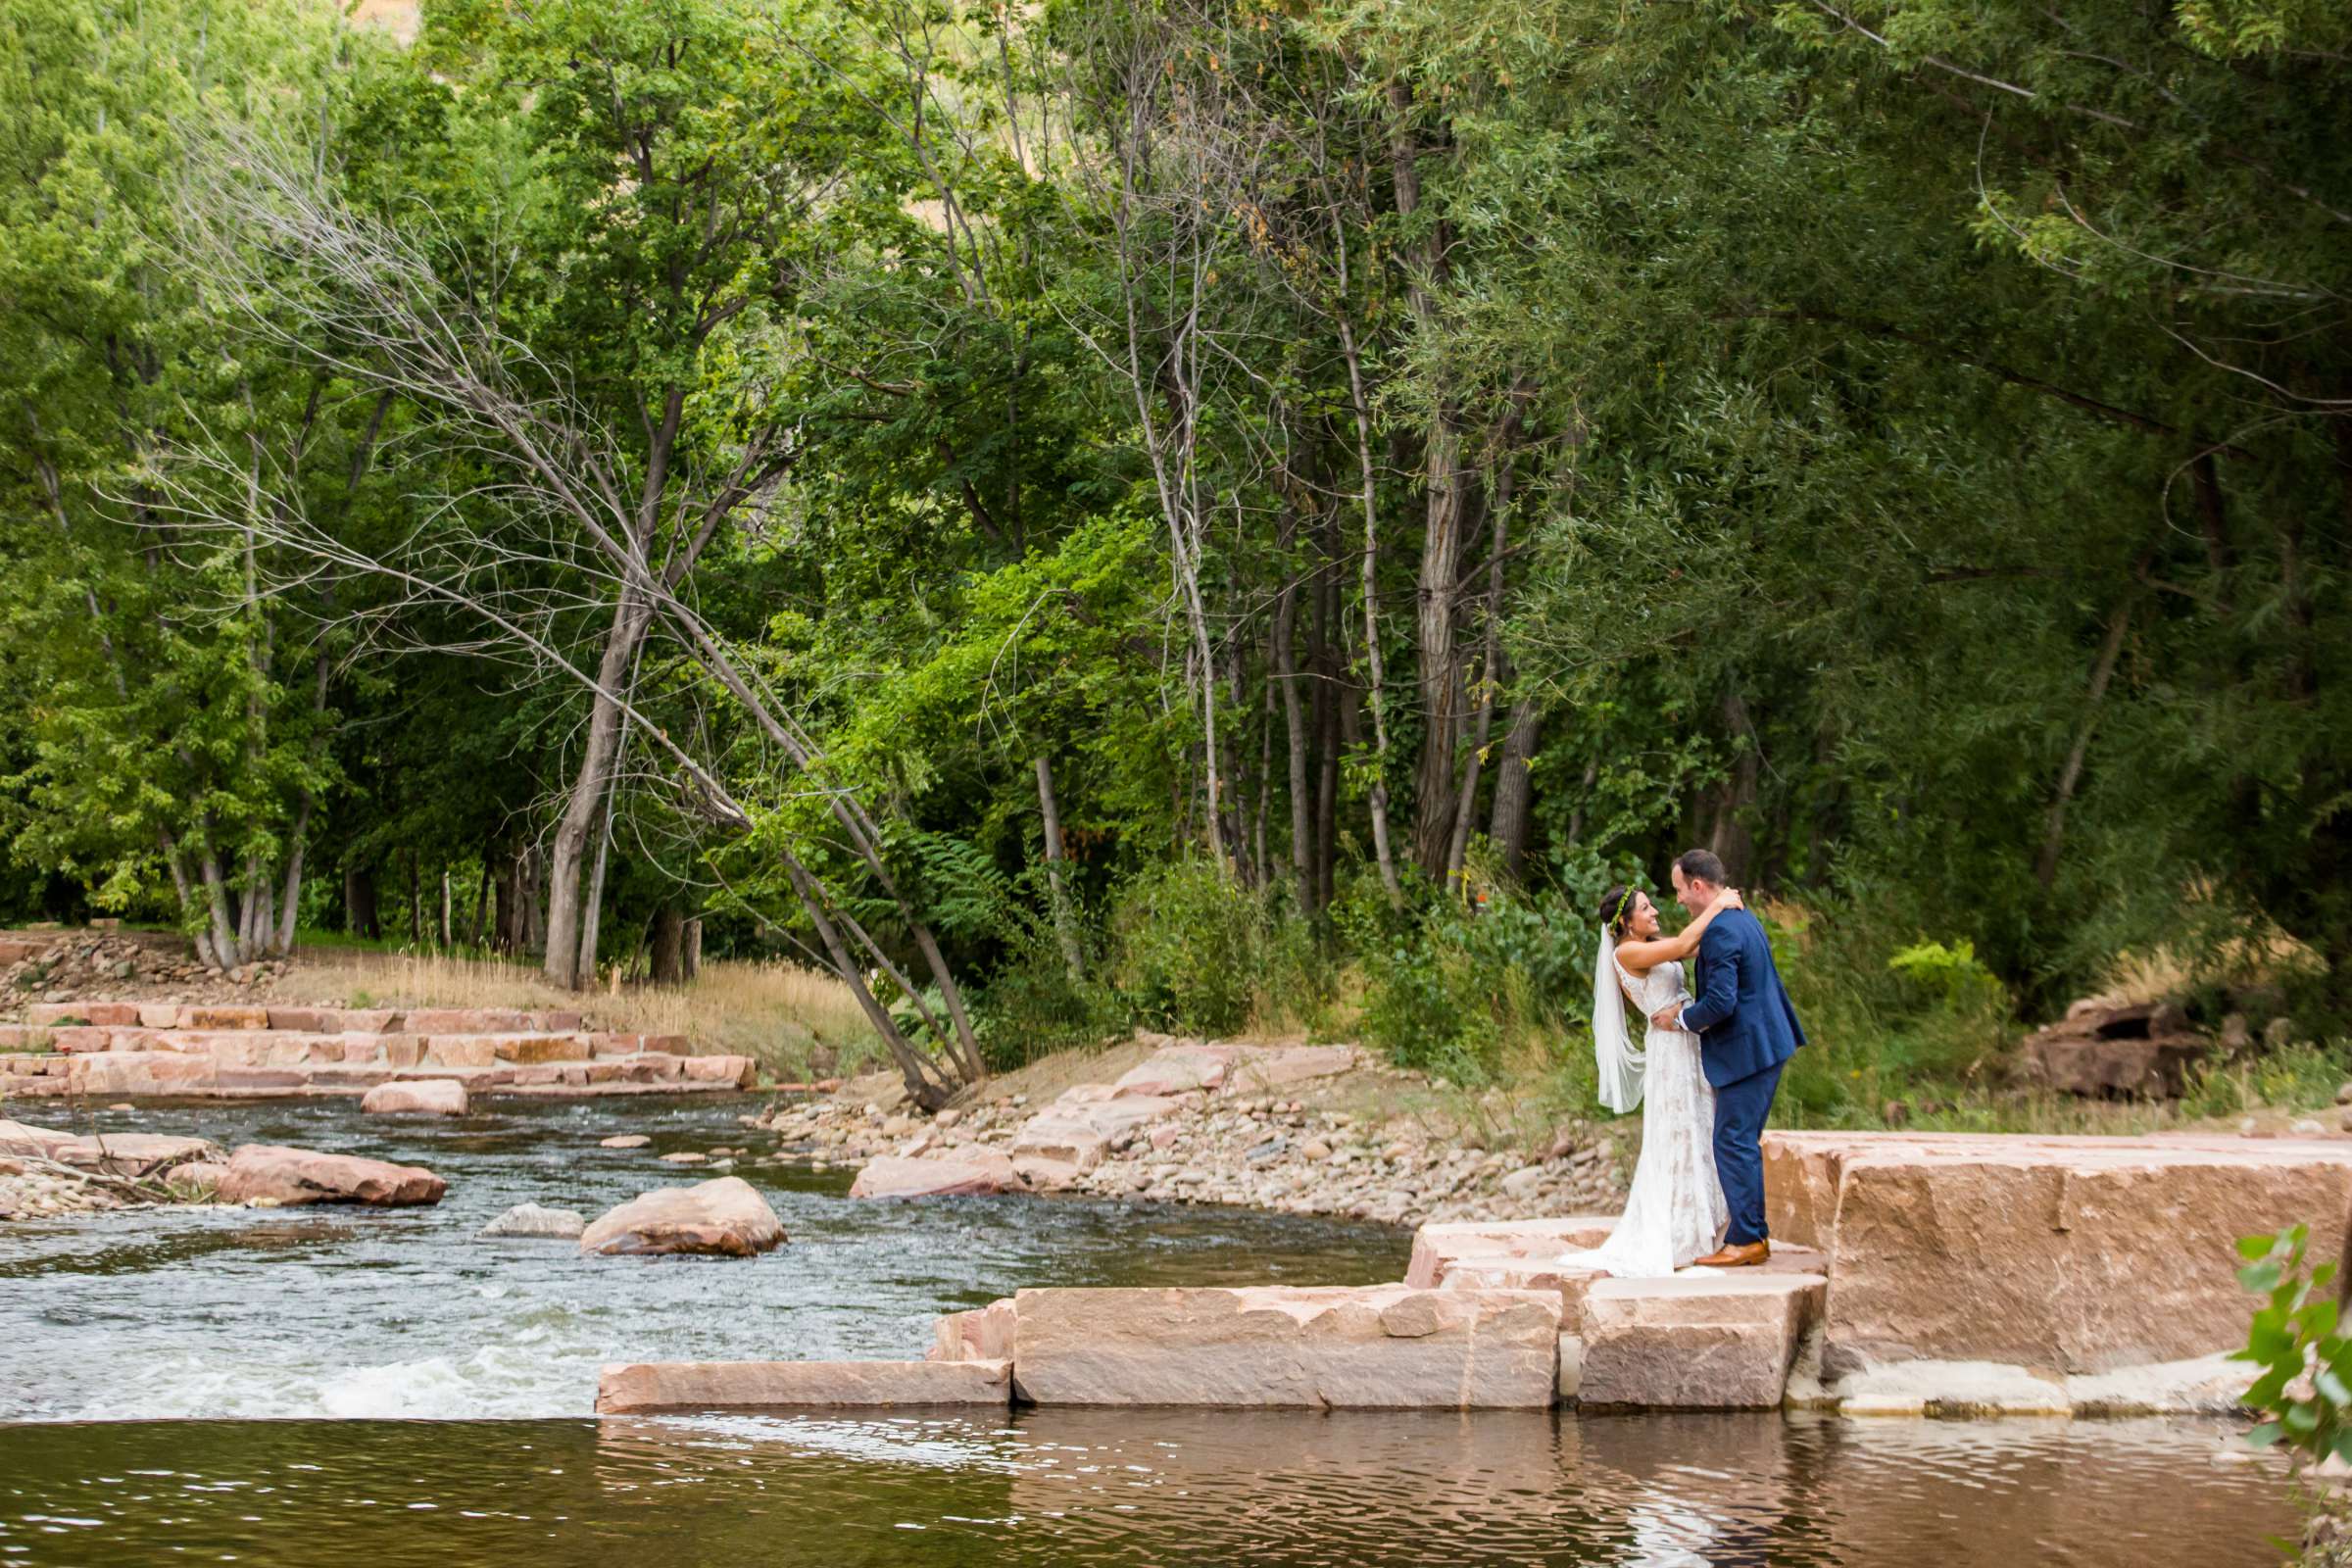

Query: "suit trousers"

xmin=1711 ymin=1060 xmax=1784 ymax=1246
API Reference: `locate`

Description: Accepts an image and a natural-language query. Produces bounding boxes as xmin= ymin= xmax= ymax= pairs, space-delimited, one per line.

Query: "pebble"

xmin=601 ymin=1135 xmax=651 ymax=1149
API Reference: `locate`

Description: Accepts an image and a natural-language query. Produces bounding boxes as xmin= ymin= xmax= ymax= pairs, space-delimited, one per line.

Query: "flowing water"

xmin=0 ymin=1097 xmax=2299 ymax=1564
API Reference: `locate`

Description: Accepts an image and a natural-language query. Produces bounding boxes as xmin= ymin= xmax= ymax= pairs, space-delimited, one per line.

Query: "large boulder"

xmin=1008 ymin=1285 xmax=1560 ymax=1408
xmin=596 ymin=1358 xmax=1010 ymax=1413
xmin=579 ymin=1176 xmax=785 ymax=1257
xmin=2021 ymin=1001 xmax=2209 ymax=1100
xmin=215 ymin=1144 xmax=447 ymax=1206
xmin=478 ymin=1202 xmax=586 ymax=1240
xmin=849 ymin=1152 xmax=1019 ymax=1199
xmin=360 ymin=1079 xmax=469 ymax=1116
xmin=1767 ymin=1130 xmax=2352 ymax=1373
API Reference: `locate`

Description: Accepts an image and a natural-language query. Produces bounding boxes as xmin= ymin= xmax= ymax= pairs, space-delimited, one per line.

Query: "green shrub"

xmin=1346 ymin=879 xmax=1589 ymax=1084
xmin=1104 ymin=857 xmax=1280 ymax=1037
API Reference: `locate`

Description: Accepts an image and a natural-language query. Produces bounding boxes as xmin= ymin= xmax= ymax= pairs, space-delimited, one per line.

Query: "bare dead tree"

xmin=162 ymin=124 xmax=983 ymax=1105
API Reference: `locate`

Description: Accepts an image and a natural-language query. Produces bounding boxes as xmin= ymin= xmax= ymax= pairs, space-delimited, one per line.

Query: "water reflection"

xmin=0 ymin=1411 xmax=2286 ymax=1567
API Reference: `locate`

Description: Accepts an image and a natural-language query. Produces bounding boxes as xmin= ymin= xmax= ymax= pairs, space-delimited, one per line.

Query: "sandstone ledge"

xmin=1766 ymin=1130 xmax=2352 ymax=1373
xmin=596 ymin=1358 xmax=1011 ymax=1413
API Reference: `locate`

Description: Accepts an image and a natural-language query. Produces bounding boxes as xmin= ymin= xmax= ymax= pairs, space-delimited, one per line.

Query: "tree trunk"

xmin=2037 ymin=599 xmax=2133 ymax=892
xmin=344 ymin=861 xmax=379 ymax=941
xmin=406 ymin=850 xmax=422 ymax=947
xmin=1445 ymin=421 xmax=1519 ymax=888
xmin=465 ymin=844 xmax=490 ymax=950
xmin=492 ymin=852 xmax=515 ymax=954
xmin=1312 ymin=501 xmax=1342 ymax=912
xmin=273 ymin=797 xmax=314 ymax=956
xmin=1274 ymin=515 xmax=1314 ymax=914
xmin=1488 ymin=698 xmax=1544 ymax=881
xmin=1337 ymin=317 xmax=1402 ymax=905
xmin=1387 ymin=76 xmax=1477 ymax=878
xmin=682 ymin=916 xmax=702 ymax=981
xmin=1709 ymin=691 xmax=1762 ymax=884
xmin=544 ymin=590 xmax=654 ymax=990
xmin=1033 ymin=754 xmax=1085 ymax=980
xmin=779 ymin=849 xmax=957 ymax=1110
xmin=650 ymin=904 xmax=687 ymax=985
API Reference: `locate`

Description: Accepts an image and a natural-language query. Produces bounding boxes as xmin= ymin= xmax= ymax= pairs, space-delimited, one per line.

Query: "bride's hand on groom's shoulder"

xmin=1722 ymin=888 xmax=1745 ymax=910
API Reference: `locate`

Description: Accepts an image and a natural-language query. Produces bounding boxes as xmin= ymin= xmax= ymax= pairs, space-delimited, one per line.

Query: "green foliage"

xmin=2181 ymin=1041 xmax=2352 ymax=1123
xmin=2232 ymin=1224 xmax=2352 ymax=1468
xmin=1346 ymin=877 xmax=1590 ymax=1083
xmin=1104 ymin=858 xmax=1290 ymax=1037
xmin=1771 ymin=901 xmax=2019 ymax=1122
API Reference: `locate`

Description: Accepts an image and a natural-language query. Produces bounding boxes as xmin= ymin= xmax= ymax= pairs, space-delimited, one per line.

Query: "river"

xmin=0 ymin=1096 xmax=2297 ymax=1564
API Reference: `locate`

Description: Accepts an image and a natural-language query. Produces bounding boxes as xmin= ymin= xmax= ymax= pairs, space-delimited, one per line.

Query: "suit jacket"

xmin=1679 ymin=906 xmax=1805 ymax=1089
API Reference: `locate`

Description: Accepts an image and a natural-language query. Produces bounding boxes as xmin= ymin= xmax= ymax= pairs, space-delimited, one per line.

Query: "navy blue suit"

xmin=1677 ymin=906 xmax=1804 ymax=1246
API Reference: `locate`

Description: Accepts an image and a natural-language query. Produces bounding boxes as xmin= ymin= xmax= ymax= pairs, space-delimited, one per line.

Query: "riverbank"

xmin=760 ymin=1034 xmax=1631 ymax=1230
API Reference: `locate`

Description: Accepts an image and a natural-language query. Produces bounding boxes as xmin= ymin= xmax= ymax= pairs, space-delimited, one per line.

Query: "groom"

xmin=1649 ymin=849 xmax=1805 ymax=1266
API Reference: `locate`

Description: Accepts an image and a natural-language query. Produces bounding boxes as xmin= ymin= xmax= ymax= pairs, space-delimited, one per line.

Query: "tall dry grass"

xmin=283 ymin=949 xmax=884 ymax=1077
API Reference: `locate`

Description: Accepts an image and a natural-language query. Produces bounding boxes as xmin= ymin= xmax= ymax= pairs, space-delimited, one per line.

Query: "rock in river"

xmin=360 ymin=1079 xmax=469 ymax=1117
xmin=214 ymin=1144 xmax=448 ymax=1207
xmin=478 ymin=1201 xmax=587 ymax=1240
xmin=579 ymin=1176 xmax=786 ymax=1257
xmin=849 ymin=1152 xmax=1019 ymax=1199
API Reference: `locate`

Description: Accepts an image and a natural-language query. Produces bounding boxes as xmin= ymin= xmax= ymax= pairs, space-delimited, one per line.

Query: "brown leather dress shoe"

xmin=1693 ymin=1240 xmax=1770 ymax=1268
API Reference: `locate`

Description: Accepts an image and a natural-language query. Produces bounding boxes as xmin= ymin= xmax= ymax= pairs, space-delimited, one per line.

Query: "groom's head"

xmin=1670 ymin=849 xmax=1728 ymax=915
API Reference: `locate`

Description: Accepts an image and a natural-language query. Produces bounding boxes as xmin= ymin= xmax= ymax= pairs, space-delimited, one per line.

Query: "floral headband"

xmin=1610 ymin=887 xmax=1636 ymax=934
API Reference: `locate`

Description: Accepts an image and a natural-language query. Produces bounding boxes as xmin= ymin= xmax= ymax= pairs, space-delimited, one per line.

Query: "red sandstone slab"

xmin=1403 ymin=1216 xmax=1620 ymax=1290
xmin=1010 ymin=1286 xmax=1561 ymax=1408
xmin=183 ymin=1005 xmax=270 ymax=1030
xmin=1766 ymin=1131 xmax=2352 ymax=1373
xmin=1575 ymin=1274 xmax=1827 ymax=1409
xmin=597 ymin=1359 xmax=1010 ymax=1413
xmin=68 ymin=1051 xmax=219 ymax=1095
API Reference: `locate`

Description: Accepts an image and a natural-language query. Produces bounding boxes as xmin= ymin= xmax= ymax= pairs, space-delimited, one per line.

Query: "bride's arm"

xmin=1614 ymin=889 xmax=1743 ymax=972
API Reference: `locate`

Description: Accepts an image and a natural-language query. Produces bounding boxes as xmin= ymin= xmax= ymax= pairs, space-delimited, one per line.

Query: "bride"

xmin=1552 ymin=883 xmax=1744 ymax=1278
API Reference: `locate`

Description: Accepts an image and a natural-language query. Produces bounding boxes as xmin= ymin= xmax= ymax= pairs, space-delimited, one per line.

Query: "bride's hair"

xmin=1596 ymin=885 xmax=1639 ymax=938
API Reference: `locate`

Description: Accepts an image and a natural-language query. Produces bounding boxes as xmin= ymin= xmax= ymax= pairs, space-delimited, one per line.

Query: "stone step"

xmin=1006 ymin=1285 xmax=1561 ymax=1408
xmin=1404 ymin=1215 xmax=1620 ymax=1289
xmin=596 ymin=1359 xmax=1011 ymax=1413
xmin=1570 ymin=1272 xmax=1827 ymax=1410
xmin=12 ymin=1025 xmax=685 ymax=1063
xmin=1435 ymin=1242 xmax=1828 ymax=1320
xmin=20 ymin=1002 xmax=592 ymax=1034
xmin=0 ymin=1047 xmax=752 ymax=1098
xmin=1765 ymin=1129 xmax=2352 ymax=1374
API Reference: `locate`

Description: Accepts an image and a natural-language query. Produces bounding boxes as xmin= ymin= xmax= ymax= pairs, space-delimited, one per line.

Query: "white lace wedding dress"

xmin=1557 ymin=955 xmax=1730 ymax=1277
